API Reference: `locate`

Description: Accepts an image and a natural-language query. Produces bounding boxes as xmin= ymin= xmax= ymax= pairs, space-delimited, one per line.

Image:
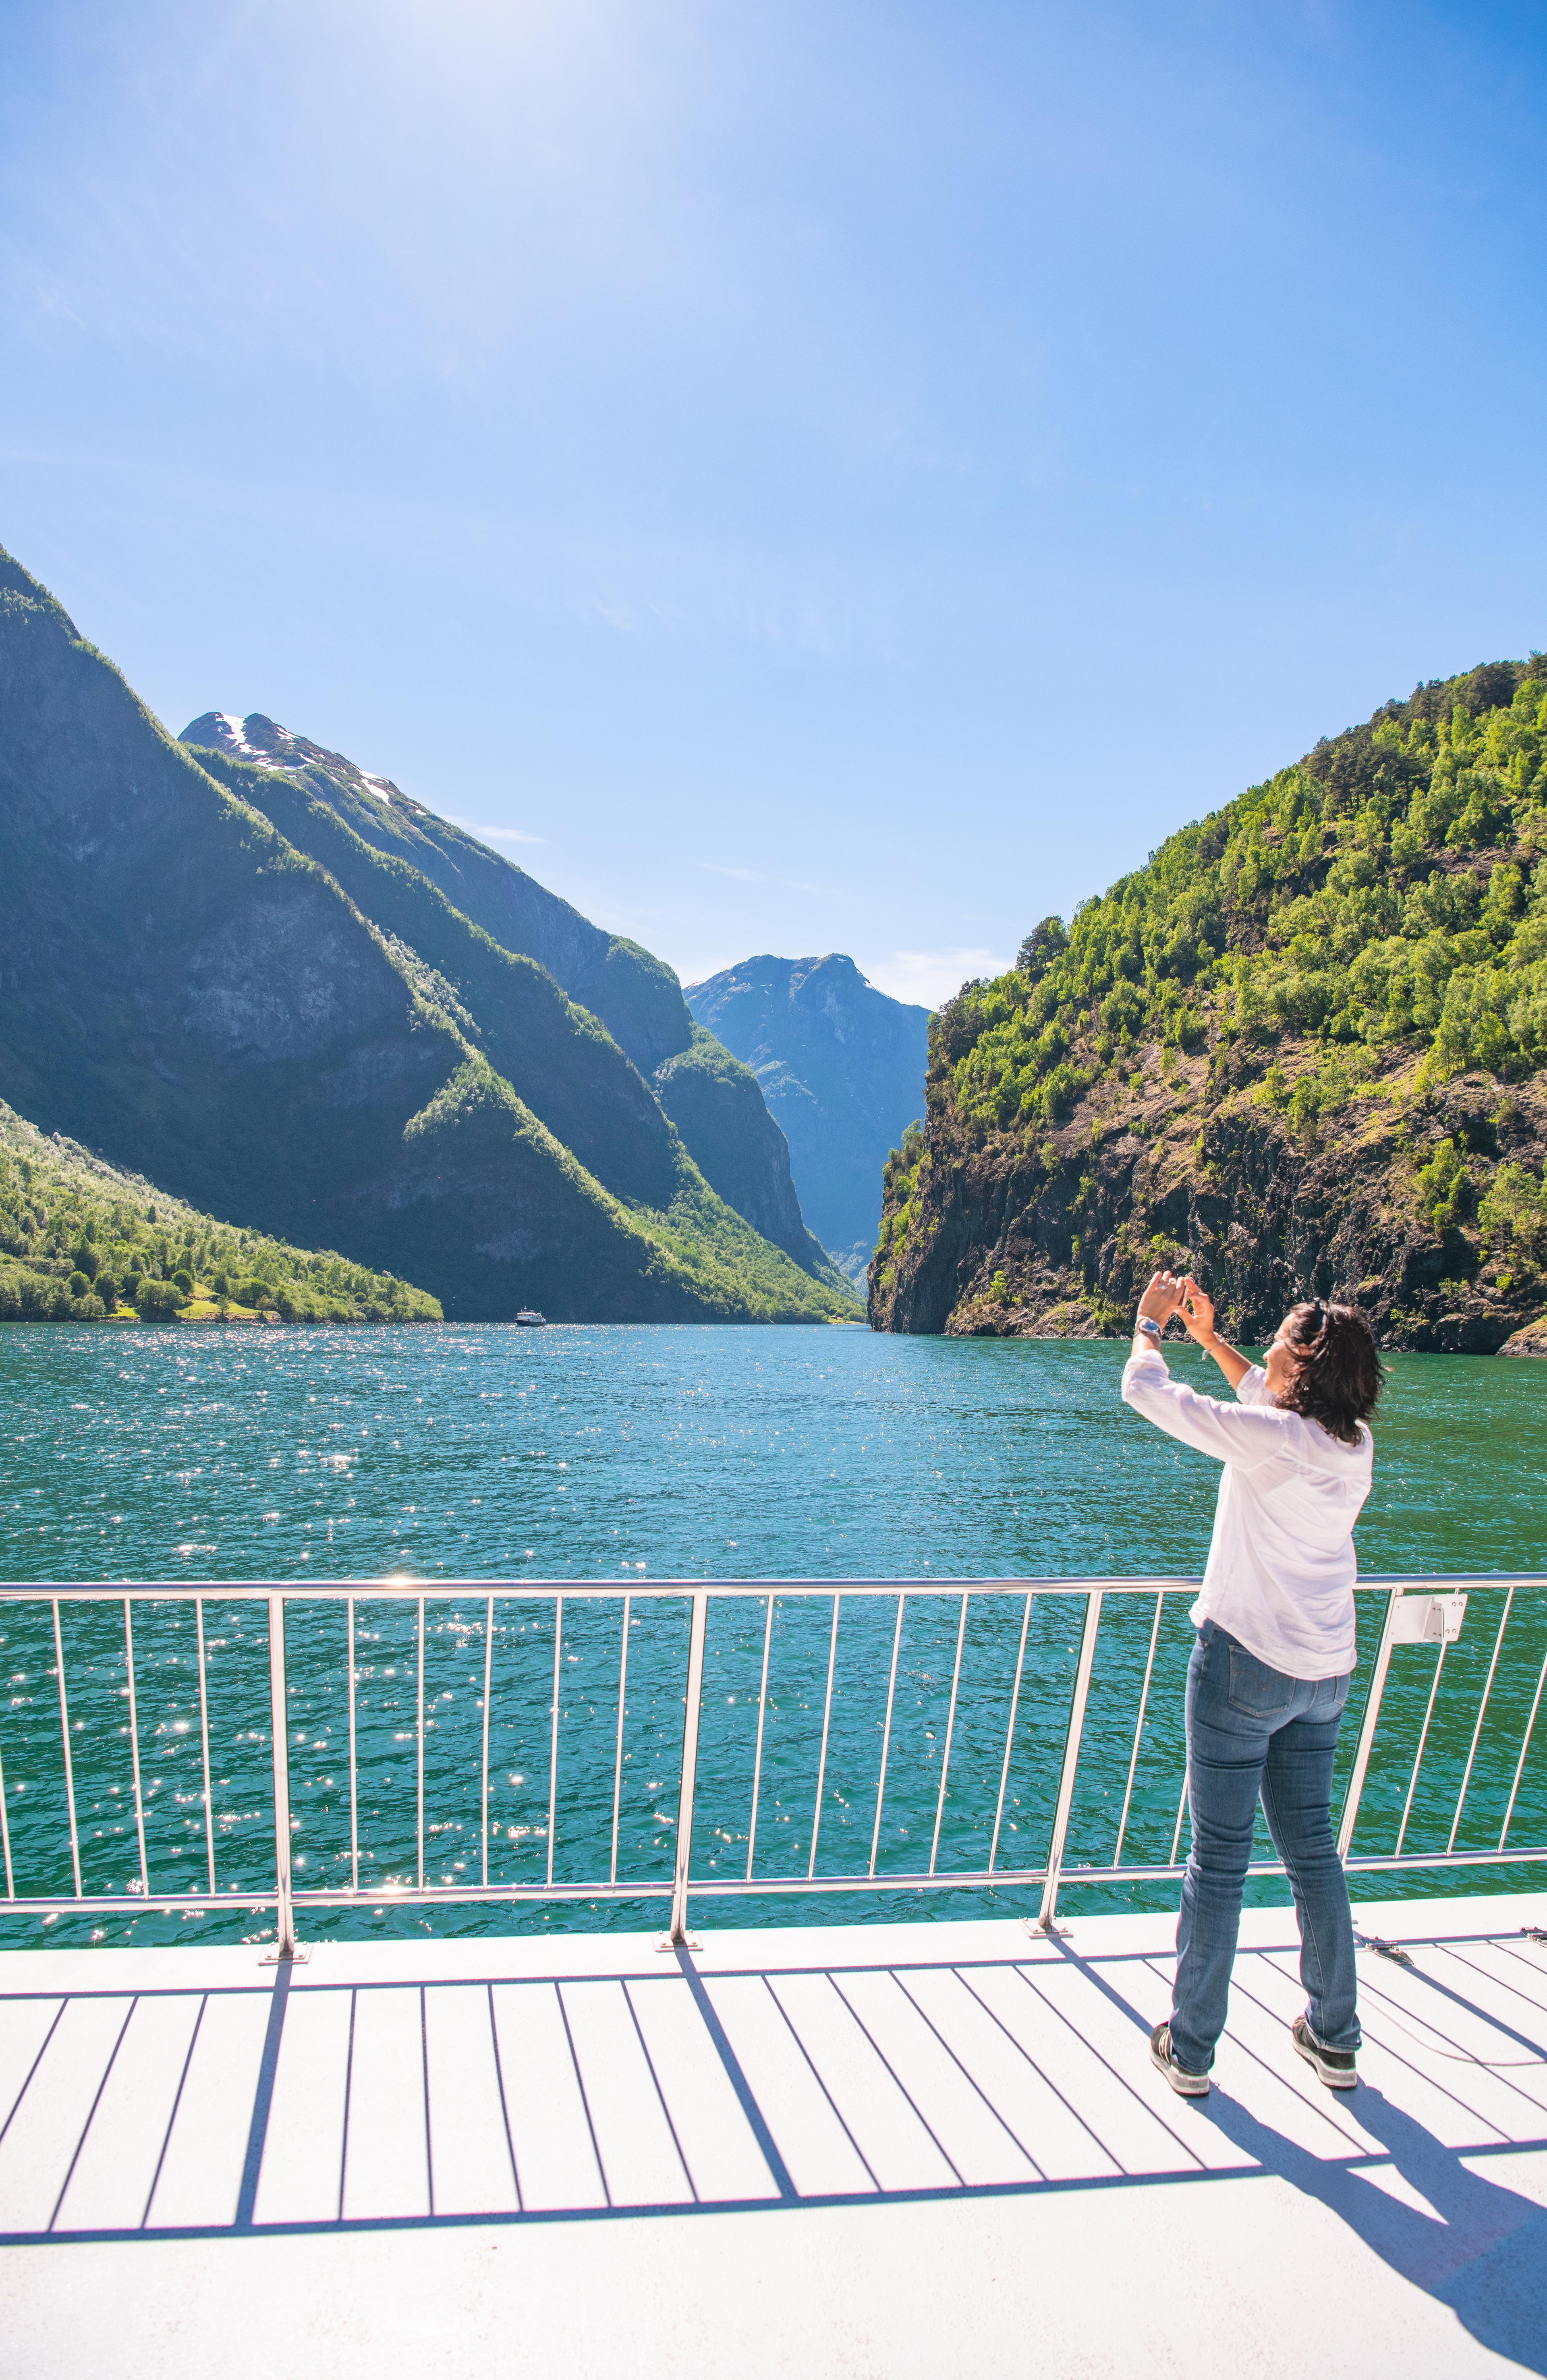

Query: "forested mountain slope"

xmin=0 ymin=548 xmax=854 ymax=1323
xmin=0 ymin=1104 xmax=440 ymax=1322
xmin=872 ymin=658 xmax=1547 ymax=1352
xmin=687 ymin=953 xmax=930 ymax=1280
xmin=180 ymin=710 xmax=834 ymax=1277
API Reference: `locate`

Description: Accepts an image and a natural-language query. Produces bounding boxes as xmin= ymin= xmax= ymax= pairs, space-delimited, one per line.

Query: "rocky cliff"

xmin=872 ymin=658 xmax=1547 ymax=1351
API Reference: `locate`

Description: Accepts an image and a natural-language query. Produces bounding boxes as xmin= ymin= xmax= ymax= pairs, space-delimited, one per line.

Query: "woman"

xmin=1122 ymin=1270 xmax=1383 ymax=2097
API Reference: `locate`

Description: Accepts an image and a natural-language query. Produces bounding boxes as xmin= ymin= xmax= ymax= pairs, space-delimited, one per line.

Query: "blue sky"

xmin=4 ymin=1 xmax=1547 ymax=1005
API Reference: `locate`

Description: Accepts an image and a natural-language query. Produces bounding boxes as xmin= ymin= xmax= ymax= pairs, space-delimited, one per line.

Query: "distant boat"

xmin=515 ymin=1309 xmax=546 ymax=1327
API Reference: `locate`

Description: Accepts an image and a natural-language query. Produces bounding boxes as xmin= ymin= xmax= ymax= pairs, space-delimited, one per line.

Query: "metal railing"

xmin=0 ymin=1576 xmax=1543 ymax=1957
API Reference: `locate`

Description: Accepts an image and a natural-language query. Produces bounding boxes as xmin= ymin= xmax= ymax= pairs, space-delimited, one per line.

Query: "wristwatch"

xmin=1138 ymin=1317 xmax=1162 ymax=1339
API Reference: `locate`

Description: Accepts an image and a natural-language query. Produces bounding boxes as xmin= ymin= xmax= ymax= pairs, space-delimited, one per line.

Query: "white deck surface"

xmin=1 ymin=1889 xmax=1545 ymax=2378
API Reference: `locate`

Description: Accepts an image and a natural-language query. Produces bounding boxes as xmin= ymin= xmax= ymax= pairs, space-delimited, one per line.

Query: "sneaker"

xmin=1291 ymin=2012 xmax=1358 ymax=2090
xmin=1150 ymin=2021 xmax=1210 ymax=2096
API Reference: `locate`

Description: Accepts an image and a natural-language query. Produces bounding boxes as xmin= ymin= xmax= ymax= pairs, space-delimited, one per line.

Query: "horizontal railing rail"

xmin=0 ymin=1576 xmax=1542 ymax=1955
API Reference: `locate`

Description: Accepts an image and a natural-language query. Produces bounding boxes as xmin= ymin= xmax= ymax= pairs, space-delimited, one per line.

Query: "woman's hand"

xmin=1136 ymin=1270 xmax=1186 ymax=1327
xmin=1179 ymin=1277 xmax=1216 ymax=1343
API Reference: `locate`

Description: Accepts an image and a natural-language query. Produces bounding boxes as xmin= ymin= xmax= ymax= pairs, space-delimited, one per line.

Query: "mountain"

xmin=0 ymin=547 xmax=856 ymax=1323
xmin=686 ymin=954 xmax=931 ymax=1280
xmin=871 ymin=658 xmax=1547 ymax=1353
xmin=179 ymin=711 xmax=836 ymax=1281
xmin=0 ymin=1102 xmax=441 ymax=1321
xmin=180 ymin=712 xmax=692 ymax=1071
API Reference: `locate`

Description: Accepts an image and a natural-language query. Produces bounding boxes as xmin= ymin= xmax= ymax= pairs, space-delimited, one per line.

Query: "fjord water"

xmin=0 ymin=1324 xmax=1542 ymax=1943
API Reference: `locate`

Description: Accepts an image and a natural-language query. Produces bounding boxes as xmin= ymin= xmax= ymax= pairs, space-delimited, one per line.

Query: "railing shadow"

xmin=0 ymin=1916 xmax=1543 ymax=2378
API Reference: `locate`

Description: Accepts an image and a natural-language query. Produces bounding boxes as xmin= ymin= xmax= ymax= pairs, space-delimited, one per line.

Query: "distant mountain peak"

xmin=686 ymin=952 xmax=929 ymax=1276
xmin=182 ymin=711 xmax=406 ymax=809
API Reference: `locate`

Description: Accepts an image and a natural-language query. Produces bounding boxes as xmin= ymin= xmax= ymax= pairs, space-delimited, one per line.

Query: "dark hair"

xmin=1278 ymin=1301 xmax=1383 ymax=1442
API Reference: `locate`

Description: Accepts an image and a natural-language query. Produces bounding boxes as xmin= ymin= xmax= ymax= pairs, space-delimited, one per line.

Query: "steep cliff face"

xmin=182 ymin=711 xmax=694 ymax=1072
xmin=0 ymin=551 xmax=856 ymax=1323
xmin=686 ymin=952 xmax=930 ymax=1278
xmin=873 ymin=1044 xmax=1547 ymax=1351
xmin=873 ymin=658 xmax=1547 ymax=1349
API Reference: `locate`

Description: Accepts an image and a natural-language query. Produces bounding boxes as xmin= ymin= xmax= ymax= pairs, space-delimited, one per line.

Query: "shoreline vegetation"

xmin=0 ymin=1104 xmax=442 ymax=1326
xmin=874 ymin=656 xmax=1547 ymax=1351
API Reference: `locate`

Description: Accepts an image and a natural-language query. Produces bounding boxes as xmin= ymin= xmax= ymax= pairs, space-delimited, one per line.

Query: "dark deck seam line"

xmin=1340 ymin=1966 xmax=1547 ymax=2118
xmin=1013 ymin=1953 xmax=1212 ymax=2173
xmin=485 ymin=1982 xmax=524 ymax=2212
xmin=48 ymin=1995 xmax=138 ymax=2232
xmin=556 ymin=1982 xmax=613 ymax=2208
xmin=952 ymin=1966 xmax=1121 ymax=2174
xmin=1254 ymin=1946 xmax=1505 ymax=2134
xmin=761 ymin=1973 xmax=881 ymax=2193
xmin=1433 ymin=1941 xmax=1547 ymax=2030
xmin=0 ymin=1998 xmax=67 ymax=2150
xmin=420 ymin=1985 xmax=434 ymax=2220
xmin=825 ymin=1971 xmax=966 ymax=2187
xmin=891 ymin=1967 xmax=1047 ymax=2179
xmin=336 ymin=1987 xmax=358 ymax=2223
xmin=140 ymin=1993 xmax=208 ymax=2229
xmin=620 ymin=1980 xmax=697 ymax=2205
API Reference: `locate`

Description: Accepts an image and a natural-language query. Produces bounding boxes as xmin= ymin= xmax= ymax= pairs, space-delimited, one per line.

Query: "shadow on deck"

xmin=2 ymin=1895 xmax=1545 ymax=2376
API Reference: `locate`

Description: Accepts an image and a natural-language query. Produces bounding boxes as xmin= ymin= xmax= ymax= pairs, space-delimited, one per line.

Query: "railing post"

xmin=664 ymin=1591 xmax=709 ymax=1949
xmin=264 ymin=1591 xmax=301 ymax=1962
xmin=1035 ymin=1589 xmax=1103 ymax=1934
xmin=1336 ymin=1586 xmax=1402 ymax=1862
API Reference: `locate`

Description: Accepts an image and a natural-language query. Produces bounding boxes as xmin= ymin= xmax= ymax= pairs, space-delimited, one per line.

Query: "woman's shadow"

xmin=1196 ymin=2078 xmax=1547 ymax=2372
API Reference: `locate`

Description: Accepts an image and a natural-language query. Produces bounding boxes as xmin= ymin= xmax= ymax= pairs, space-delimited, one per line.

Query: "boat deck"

xmin=2 ymin=1889 xmax=1545 ymax=2377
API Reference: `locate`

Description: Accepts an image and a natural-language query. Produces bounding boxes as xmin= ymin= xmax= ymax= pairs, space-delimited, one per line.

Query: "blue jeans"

xmin=1170 ymin=1618 xmax=1360 ymax=2075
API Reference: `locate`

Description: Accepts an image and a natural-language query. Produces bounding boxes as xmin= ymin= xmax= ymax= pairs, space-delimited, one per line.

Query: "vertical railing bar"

xmin=1499 ymin=1645 xmax=1547 ymax=1852
xmin=1169 ymin=1770 xmax=1189 ymax=1866
xmin=868 ymin=1594 xmax=906 ymax=1878
xmin=744 ymin=1593 xmax=775 ymax=1882
xmin=0 ymin=1713 xmax=10 ymax=1901
xmin=195 ymin=1595 xmax=216 ymax=1898
xmin=268 ymin=1591 xmax=297 ymax=1957
xmin=667 ymin=1591 xmax=709 ymax=1946
xmin=609 ymin=1593 xmax=631 ymax=1888
xmin=481 ymin=1593 xmax=495 ymax=1893
xmin=1336 ymin=1587 xmax=1403 ymax=1860
xmin=928 ymin=1593 xmax=971 ymax=1878
xmin=1448 ymin=1587 xmax=1514 ymax=1855
xmin=53 ymin=1598 xmax=82 ymax=1899
xmin=123 ymin=1597 xmax=150 ymax=1902
xmin=1037 ymin=1589 xmax=1103 ymax=1932
xmin=416 ymin=1594 xmax=427 ymax=1893
xmin=1113 ymin=1590 xmax=1164 ymax=1871
xmin=546 ymin=1594 xmax=563 ymax=1891
xmin=347 ymin=1598 xmax=359 ymax=1896
xmin=1394 ymin=1638 xmax=1449 ymax=1858
xmin=988 ymin=1592 xmax=1035 ymax=1875
xmin=807 ymin=1595 xmax=842 ymax=1880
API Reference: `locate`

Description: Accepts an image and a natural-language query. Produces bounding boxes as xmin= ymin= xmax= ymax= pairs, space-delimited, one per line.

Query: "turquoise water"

xmin=0 ymin=1323 xmax=1543 ymax=1944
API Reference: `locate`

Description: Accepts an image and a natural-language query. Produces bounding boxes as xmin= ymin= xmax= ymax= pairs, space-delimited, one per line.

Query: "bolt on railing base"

xmin=657 ymin=1931 xmax=702 ymax=1953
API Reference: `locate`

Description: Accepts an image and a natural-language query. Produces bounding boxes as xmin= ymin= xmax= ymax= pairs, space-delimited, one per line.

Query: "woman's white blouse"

xmin=1120 ymin=1345 xmax=1373 ymax=1679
